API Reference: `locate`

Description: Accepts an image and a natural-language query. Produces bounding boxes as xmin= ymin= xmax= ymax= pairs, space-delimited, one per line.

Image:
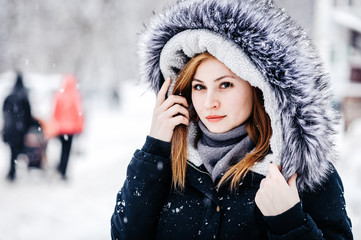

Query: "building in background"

xmin=314 ymin=0 xmax=361 ymax=130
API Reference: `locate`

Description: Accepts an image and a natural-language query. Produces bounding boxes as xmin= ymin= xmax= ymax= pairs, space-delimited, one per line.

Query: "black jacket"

xmin=2 ymin=76 xmax=32 ymax=147
xmin=111 ymin=136 xmax=353 ymax=240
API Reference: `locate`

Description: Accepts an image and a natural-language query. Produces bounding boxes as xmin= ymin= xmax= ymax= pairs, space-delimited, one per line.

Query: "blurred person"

xmin=49 ymin=74 xmax=84 ymax=179
xmin=2 ymin=72 xmax=33 ymax=181
xmin=111 ymin=0 xmax=353 ymax=239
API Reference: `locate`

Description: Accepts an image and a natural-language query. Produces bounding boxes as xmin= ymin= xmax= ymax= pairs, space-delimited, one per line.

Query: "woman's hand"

xmin=149 ymin=77 xmax=190 ymax=142
xmin=255 ymin=163 xmax=300 ymax=216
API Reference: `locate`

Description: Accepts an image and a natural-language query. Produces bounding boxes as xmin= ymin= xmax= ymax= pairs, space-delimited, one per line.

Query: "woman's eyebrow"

xmin=192 ymin=79 xmax=204 ymax=83
xmin=193 ymin=75 xmax=236 ymax=82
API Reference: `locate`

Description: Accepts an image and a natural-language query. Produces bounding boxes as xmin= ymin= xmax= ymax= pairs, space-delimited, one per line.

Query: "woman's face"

xmin=191 ymin=58 xmax=253 ymax=133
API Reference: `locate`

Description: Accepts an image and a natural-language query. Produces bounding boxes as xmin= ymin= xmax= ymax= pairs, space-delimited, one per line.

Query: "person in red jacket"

xmin=52 ymin=74 xmax=84 ymax=179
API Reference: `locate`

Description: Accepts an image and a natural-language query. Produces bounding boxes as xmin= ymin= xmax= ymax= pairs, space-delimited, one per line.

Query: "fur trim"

xmin=138 ymin=0 xmax=339 ymax=191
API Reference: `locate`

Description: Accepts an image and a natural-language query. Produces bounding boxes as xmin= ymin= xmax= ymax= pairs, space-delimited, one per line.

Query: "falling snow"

xmin=157 ymin=161 xmax=164 ymax=171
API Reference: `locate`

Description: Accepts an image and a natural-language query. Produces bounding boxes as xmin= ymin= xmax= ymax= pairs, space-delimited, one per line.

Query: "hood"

xmin=13 ymin=72 xmax=26 ymax=92
xmin=14 ymin=73 xmax=24 ymax=90
xmin=138 ymin=0 xmax=338 ymax=191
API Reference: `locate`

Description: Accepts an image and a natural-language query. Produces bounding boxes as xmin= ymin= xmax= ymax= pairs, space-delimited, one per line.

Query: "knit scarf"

xmin=197 ymin=121 xmax=255 ymax=182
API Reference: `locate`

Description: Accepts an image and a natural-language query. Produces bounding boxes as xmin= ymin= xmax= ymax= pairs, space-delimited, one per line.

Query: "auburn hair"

xmin=171 ymin=52 xmax=272 ymax=191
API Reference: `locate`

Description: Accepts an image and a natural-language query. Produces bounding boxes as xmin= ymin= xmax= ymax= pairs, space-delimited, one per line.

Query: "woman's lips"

xmin=205 ymin=115 xmax=226 ymax=123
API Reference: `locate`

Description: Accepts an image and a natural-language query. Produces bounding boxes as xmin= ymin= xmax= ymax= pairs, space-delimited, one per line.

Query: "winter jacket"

xmin=2 ymin=75 xmax=32 ymax=147
xmin=111 ymin=136 xmax=352 ymax=239
xmin=111 ymin=0 xmax=353 ymax=238
xmin=51 ymin=74 xmax=84 ymax=136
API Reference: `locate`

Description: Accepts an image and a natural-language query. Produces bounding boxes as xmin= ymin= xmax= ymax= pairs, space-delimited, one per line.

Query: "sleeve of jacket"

xmin=111 ymin=136 xmax=172 ymax=240
xmin=263 ymin=165 xmax=353 ymax=240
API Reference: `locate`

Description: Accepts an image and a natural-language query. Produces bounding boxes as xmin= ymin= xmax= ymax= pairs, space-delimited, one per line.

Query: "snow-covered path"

xmin=0 ymin=81 xmax=360 ymax=239
xmin=0 ymin=81 xmax=155 ymax=240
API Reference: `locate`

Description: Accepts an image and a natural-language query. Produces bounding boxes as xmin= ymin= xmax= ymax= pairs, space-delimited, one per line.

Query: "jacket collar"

xmin=186 ymin=161 xmax=265 ymax=202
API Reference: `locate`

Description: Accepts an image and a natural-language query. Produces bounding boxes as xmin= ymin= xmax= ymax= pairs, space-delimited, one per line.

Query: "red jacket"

xmin=52 ymin=75 xmax=84 ymax=135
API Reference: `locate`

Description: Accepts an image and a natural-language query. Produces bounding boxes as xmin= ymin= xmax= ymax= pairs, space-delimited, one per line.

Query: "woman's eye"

xmin=193 ymin=84 xmax=205 ymax=91
xmin=220 ymin=82 xmax=233 ymax=89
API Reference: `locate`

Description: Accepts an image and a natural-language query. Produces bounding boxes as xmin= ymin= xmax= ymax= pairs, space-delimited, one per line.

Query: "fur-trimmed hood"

xmin=138 ymin=0 xmax=339 ymax=191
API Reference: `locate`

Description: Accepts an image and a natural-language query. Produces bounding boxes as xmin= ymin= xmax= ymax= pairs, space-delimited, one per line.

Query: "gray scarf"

xmin=197 ymin=121 xmax=255 ymax=182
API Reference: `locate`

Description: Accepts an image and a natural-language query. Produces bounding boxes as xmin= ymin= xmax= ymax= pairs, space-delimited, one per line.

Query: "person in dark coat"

xmin=111 ymin=0 xmax=353 ymax=239
xmin=2 ymin=72 xmax=33 ymax=181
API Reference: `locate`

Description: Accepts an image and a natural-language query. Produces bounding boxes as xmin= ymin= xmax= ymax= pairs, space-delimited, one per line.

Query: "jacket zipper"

xmin=187 ymin=161 xmax=221 ymax=194
xmin=187 ymin=161 xmax=212 ymax=178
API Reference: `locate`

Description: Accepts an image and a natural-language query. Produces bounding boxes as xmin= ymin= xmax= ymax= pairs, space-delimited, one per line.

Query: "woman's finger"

xmin=165 ymin=104 xmax=190 ymax=120
xmin=268 ymin=163 xmax=283 ymax=178
xmin=156 ymin=77 xmax=171 ymax=107
xmin=160 ymin=95 xmax=189 ymax=112
xmin=170 ymin=115 xmax=189 ymax=127
xmin=288 ymin=173 xmax=298 ymax=189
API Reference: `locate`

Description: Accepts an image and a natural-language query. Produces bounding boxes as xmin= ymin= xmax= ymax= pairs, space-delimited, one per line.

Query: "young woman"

xmin=111 ymin=0 xmax=353 ymax=239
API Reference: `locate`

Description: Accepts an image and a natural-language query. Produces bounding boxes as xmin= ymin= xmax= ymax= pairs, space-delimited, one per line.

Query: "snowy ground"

xmin=0 ymin=79 xmax=155 ymax=240
xmin=0 ymin=79 xmax=360 ymax=239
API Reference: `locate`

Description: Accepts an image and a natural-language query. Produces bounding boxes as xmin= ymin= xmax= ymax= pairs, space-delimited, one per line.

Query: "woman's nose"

xmin=204 ymin=92 xmax=220 ymax=109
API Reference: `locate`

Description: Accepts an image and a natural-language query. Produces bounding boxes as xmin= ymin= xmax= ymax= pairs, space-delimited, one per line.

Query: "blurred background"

xmin=0 ymin=0 xmax=360 ymax=239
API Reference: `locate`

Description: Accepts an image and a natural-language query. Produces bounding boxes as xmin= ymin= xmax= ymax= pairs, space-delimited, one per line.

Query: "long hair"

xmin=171 ymin=52 xmax=272 ymax=191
